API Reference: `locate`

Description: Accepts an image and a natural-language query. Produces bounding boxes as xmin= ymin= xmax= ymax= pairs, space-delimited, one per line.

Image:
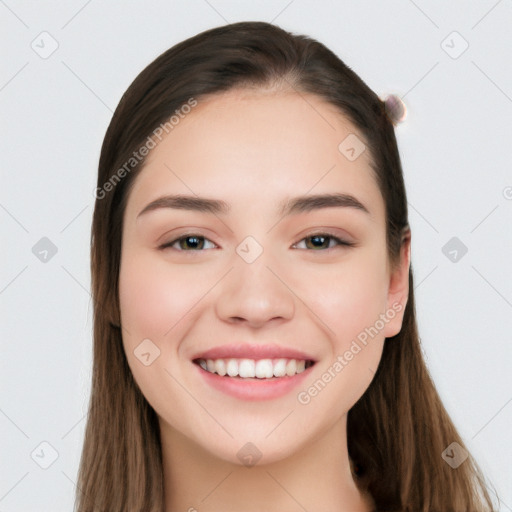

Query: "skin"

xmin=119 ymin=88 xmax=411 ymax=512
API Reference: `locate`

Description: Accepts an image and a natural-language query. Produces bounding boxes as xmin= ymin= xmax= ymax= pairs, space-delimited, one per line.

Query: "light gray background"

xmin=1 ymin=1 xmax=511 ymax=510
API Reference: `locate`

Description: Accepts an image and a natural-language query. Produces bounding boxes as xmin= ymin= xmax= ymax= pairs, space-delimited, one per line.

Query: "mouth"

xmin=193 ymin=357 xmax=316 ymax=379
xmin=190 ymin=343 xmax=318 ymax=400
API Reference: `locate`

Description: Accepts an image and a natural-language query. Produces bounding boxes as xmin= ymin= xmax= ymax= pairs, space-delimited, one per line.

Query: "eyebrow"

xmin=136 ymin=192 xmax=371 ymax=218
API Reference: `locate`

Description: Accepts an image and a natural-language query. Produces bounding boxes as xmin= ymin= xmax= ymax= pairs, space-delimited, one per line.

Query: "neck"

xmin=160 ymin=416 xmax=374 ymax=512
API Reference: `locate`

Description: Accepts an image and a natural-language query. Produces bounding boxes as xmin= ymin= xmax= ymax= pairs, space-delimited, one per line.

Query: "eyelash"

xmin=158 ymin=232 xmax=355 ymax=252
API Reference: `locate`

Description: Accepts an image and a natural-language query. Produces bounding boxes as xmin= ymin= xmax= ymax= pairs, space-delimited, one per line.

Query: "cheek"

xmin=117 ymin=249 xmax=221 ymax=415
xmin=119 ymin=252 xmax=206 ymax=344
xmin=297 ymin=250 xmax=390 ymax=347
xmin=293 ymin=252 xmax=390 ymax=418
xmin=118 ymin=252 xmax=213 ymax=422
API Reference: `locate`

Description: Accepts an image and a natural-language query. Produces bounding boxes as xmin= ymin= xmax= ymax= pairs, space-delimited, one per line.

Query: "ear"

xmin=383 ymin=229 xmax=411 ymax=338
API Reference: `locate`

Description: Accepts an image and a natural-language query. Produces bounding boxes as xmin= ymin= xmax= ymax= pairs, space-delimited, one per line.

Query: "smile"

xmin=194 ymin=358 xmax=315 ymax=378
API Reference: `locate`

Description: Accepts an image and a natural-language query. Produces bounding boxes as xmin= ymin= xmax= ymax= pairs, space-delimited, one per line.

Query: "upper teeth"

xmin=197 ymin=358 xmax=310 ymax=378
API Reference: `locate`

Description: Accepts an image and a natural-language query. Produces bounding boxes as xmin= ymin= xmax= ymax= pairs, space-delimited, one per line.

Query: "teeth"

xmin=286 ymin=359 xmax=297 ymax=376
xmin=196 ymin=357 xmax=312 ymax=378
xmin=255 ymin=359 xmax=273 ymax=378
xmin=239 ymin=359 xmax=256 ymax=378
xmin=273 ymin=358 xmax=287 ymax=377
xmin=214 ymin=359 xmax=227 ymax=376
xmin=226 ymin=359 xmax=238 ymax=377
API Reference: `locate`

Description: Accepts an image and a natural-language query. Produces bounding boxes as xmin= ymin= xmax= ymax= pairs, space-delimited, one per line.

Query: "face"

xmin=118 ymin=88 xmax=410 ymax=465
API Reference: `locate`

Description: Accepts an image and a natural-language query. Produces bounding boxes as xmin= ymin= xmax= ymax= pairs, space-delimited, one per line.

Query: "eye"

xmin=159 ymin=234 xmax=217 ymax=251
xmin=158 ymin=232 xmax=354 ymax=252
xmin=293 ymin=232 xmax=355 ymax=251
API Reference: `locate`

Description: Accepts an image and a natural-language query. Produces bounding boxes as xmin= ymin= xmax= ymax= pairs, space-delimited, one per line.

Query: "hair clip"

xmin=383 ymin=94 xmax=407 ymax=125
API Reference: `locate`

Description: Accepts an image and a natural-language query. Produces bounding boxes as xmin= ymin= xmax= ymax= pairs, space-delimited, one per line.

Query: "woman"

xmin=76 ymin=21 xmax=497 ymax=511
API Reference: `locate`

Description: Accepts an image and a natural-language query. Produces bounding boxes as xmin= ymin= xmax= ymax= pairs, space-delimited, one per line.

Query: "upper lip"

xmin=192 ymin=343 xmax=317 ymax=362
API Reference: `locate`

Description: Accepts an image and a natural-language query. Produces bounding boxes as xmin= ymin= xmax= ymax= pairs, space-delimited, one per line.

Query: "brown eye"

xmin=160 ymin=234 xmax=216 ymax=251
xmin=294 ymin=233 xmax=354 ymax=251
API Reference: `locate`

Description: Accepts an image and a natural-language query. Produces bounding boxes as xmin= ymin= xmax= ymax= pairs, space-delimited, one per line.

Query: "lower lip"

xmin=193 ymin=362 xmax=314 ymax=401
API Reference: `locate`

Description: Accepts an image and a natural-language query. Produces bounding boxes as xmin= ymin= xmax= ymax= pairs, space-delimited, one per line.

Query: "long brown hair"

xmin=76 ymin=21 xmax=498 ymax=511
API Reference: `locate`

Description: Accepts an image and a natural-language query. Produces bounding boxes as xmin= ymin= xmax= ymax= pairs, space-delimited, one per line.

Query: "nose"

xmin=215 ymin=250 xmax=295 ymax=329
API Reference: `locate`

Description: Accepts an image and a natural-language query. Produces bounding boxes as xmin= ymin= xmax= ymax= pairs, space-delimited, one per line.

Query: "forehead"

xmin=125 ymin=88 xmax=384 ymax=223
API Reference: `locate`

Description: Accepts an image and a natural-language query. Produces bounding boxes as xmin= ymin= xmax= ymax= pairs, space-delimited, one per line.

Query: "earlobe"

xmin=383 ymin=229 xmax=411 ymax=338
